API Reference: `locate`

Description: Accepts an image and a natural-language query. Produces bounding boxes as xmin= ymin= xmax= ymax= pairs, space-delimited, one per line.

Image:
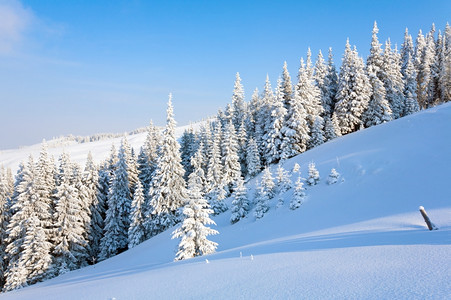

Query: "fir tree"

xmin=323 ymin=116 xmax=338 ymax=141
xmin=172 ymin=156 xmax=218 ymax=261
xmin=280 ymin=83 xmax=310 ymax=160
xmin=275 ymin=164 xmax=292 ymax=194
xmin=231 ymin=72 xmax=246 ymax=129
xmin=296 ymin=57 xmax=323 ymax=137
xmin=382 ymin=41 xmax=405 ymax=119
xmin=334 ymin=40 xmax=371 ymax=134
xmin=221 ymin=120 xmax=241 ymax=195
xmin=3 ymin=156 xmax=52 ymax=291
xmin=254 ymin=167 xmax=274 ymax=219
xmin=307 ymin=162 xmax=320 ymax=186
xmin=237 ymin=120 xmax=248 ymax=178
xmin=246 ymin=137 xmax=261 ymax=178
xmin=308 ymin=116 xmax=325 ymax=149
xmin=52 ymin=152 xmax=88 ymax=274
xmin=205 ymin=122 xmax=227 ymax=215
xmin=230 ymin=176 xmax=249 ymax=224
xmin=263 ymin=78 xmax=286 ymax=164
xmin=323 ymin=48 xmax=339 ymax=117
xmin=180 ymin=127 xmax=197 ymax=181
xmin=327 ymin=168 xmax=341 ymax=185
xmin=146 ymin=94 xmax=187 ymax=237
xmin=403 ymin=51 xmax=420 ymax=115
xmin=99 ymin=141 xmax=132 ymax=260
xmin=281 ymin=61 xmax=293 ymax=112
xmin=128 ymin=181 xmax=146 ymax=248
xmin=290 ymin=176 xmax=306 ymax=210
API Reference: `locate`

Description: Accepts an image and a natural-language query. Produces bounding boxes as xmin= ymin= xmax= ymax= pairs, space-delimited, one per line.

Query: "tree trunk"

xmin=419 ymin=206 xmax=438 ymax=230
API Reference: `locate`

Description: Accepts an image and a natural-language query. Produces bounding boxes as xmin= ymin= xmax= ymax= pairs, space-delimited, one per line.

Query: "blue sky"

xmin=0 ymin=0 xmax=449 ymax=149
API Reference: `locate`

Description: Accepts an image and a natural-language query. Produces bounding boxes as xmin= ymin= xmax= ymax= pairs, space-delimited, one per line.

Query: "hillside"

xmin=1 ymin=103 xmax=451 ymax=299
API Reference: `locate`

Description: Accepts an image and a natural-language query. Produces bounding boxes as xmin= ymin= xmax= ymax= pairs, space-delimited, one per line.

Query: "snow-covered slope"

xmin=0 ymin=122 xmax=203 ymax=173
xmin=2 ymin=104 xmax=451 ymax=299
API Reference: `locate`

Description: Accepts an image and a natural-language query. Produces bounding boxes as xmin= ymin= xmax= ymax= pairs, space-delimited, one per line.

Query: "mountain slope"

xmin=2 ymin=104 xmax=451 ymax=299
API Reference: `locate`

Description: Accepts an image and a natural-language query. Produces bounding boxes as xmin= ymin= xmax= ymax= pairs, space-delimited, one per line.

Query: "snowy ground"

xmin=1 ymin=104 xmax=450 ymax=299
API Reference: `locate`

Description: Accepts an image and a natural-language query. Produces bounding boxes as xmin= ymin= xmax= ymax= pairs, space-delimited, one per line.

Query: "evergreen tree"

xmin=3 ymin=156 xmax=52 ymax=291
xmin=128 ymin=181 xmax=146 ymax=248
xmin=327 ymin=168 xmax=341 ymax=185
xmin=263 ymin=78 xmax=286 ymax=164
xmin=403 ymin=51 xmax=420 ymax=115
xmin=146 ymin=94 xmax=187 ymax=237
xmin=308 ymin=116 xmax=325 ymax=148
xmin=254 ymin=167 xmax=274 ymax=219
xmin=290 ymin=176 xmax=306 ymax=210
xmin=205 ymin=122 xmax=227 ymax=215
xmin=99 ymin=141 xmax=131 ymax=260
xmin=172 ymin=157 xmax=218 ymax=261
xmin=275 ymin=164 xmax=292 ymax=194
xmin=314 ymin=50 xmax=329 ymax=117
xmin=230 ymin=176 xmax=249 ymax=224
xmin=440 ymin=23 xmax=451 ymax=102
xmin=401 ymin=28 xmax=415 ymax=78
xmin=296 ymin=57 xmax=323 ymax=137
xmin=307 ymin=162 xmax=320 ymax=186
xmin=180 ymin=127 xmax=197 ymax=181
xmin=237 ymin=120 xmax=248 ymax=178
xmin=221 ymin=120 xmax=242 ymax=195
xmin=0 ymin=168 xmax=11 ymax=288
xmin=82 ymin=152 xmax=103 ymax=264
xmin=323 ymin=116 xmax=338 ymax=141
xmin=382 ymin=41 xmax=405 ymax=118
xmin=231 ymin=72 xmax=246 ymax=129
xmin=246 ymin=88 xmax=260 ymax=140
xmin=280 ymin=82 xmax=310 ymax=160
xmin=246 ymin=137 xmax=261 ymax=178
xmin=362 ymin=64 xmax=392 ymax=127
xmin=281 ymin=61 xmax=293 ymax=112
xmin=323 ymin=48 xmax=339 ymax=117
xmin=52 ymin=152 xmax=88 ymax=274
xmin=257 ymin=75 xmax=275 ymax=166
xmin=334 ymin=40 xmax=371 ymax=134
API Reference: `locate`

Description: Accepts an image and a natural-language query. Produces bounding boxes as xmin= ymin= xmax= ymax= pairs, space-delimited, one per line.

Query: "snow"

xmin=1 ymin=103 xmax=451 ymax=299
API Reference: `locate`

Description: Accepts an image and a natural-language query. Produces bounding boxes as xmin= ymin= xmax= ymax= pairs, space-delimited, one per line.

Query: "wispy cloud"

xmin=0 ymin=0 xmax=33 ymax=54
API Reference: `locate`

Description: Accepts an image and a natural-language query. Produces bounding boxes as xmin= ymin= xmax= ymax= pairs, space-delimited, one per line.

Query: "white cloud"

xmin=0 ymin=0 xmax=33 ymax=54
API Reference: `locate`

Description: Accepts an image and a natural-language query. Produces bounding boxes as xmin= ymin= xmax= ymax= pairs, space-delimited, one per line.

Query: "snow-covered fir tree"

xmin=275 ymin=164 xmax=292 ymax=194
xmin=257 ymin=75 xmax=275 ymax=166
xmin=205 ymin=121 xmax=228 ymax=215
xmin=263 ymin=78 xmax=286 ymax=164
xmin=308 ymin=116 xmax=325 ymax=149
xmin=221 ymin=120 xmax=241 ymax=195
xmin=254 ymin=167 xmax=275 ymax=219
xmin=323 ymin=48 xmax=339 ymax=117
xmin=237 ymin=120 xmax=248 ymax=178
xmin=281 ymin=61 xmax=293 ymax=112
xmin=99 ymin=141 xmax=132 ymax=260
xmin=401 ymin=28 xmax=415 ymax=78
xmin=382 ymin=40 xmax=405 ymax=119
xmin=230 ymin=176 xmax=249 ymax=224
xmin=323 ymin=116 xmax=338 ymax=141
xmin=3 ymin=156 xmax=52 ymax=291
xmin=290 ymin=176 xmax=306 ymax=210
xmin=246 ymin=88 xmax=260 ymax=140
xmin=82 ymin=152 xmax=102 ymax=264
xmin=440 ymin=23 xmax=451 ymax=102
xmin=52 ymin=152 xmax=88 ymax=274
xmin=128 ymin=181 xmax=146 ymax=249
xmin=314 ymin=50 xmax=329 ymax=117
xmin=280 ymin=81 xmax=310 ymax=160
xmin=327 ymin=168 xmax=341 ymax=185
xmin=334 ymin=40 xmax=371 ymax=134
xmin=231 ymin=72 xmax=246 ymax=130
xmin=246 ymin=137 xmax=261 ymax=178
xmin=296 ymin=57 xmax=323 ymax=139
xmin=403 ymin=51 xmax=420 ymax=115
xmin=146 ymin=94 xmax=187 ymax=237
xmin=180 ymin=127 xmax=197 ymax=181
xmin=172 ymin=154 xmax=218 ymax=261
xmin=0 ymin=168 xmax=11 ymax=289
xmin=362 ymin=64 xmax=392 ymax=127
xmin=307 ymin=162 xmax=320 ymax=186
